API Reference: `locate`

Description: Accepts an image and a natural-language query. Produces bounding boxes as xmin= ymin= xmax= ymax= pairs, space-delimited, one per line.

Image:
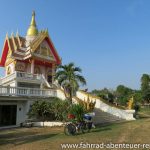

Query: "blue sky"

xmin=0 ymin=0 xmax=150 ymax=91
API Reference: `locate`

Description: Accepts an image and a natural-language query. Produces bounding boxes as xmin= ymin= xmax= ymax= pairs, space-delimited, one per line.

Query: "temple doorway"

xmin=47 ymin=75 xmax=52 ymax=84
xmin=0 ymin=105 xmax=17 ymax=126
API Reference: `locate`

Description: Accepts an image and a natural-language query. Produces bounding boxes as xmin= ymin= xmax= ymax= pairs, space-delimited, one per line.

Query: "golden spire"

xmin=27 ymin=11 xmax=38 ymax=36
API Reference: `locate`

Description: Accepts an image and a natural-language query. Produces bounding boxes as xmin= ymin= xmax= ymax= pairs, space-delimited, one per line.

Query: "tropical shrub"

xmin=28 ymin=98 xmax=71 ymax=122
xmin=28 ymin=100 xmax=54 ymax=121
xmin=51 ymin=99 xmax=70 ymax=121
xmin=68 ymin=104 xmax=86 ymax=122
xmin=133 ymin=103 xmax=140 ymax=118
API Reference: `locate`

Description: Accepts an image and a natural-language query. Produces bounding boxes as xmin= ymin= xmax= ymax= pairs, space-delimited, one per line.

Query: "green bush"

xmin=28 ymin=98 xmax=88 ymax=122
xmin=68 ymin=104 xmax=86 ymax=122
xmin=28 ymin=100 xmax=54 ymax=121
xmin=28 ymin=98 xmax=70 ymax=121
xmin=51 ymin=99 xmax=70 ymax=121
xmin=133 ymin=103 xmax=140 ymax=119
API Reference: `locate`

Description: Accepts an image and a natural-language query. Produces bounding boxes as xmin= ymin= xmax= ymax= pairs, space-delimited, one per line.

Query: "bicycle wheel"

xmin=64 ymin=123 xmax=76 ymax=135
xmin=87 ymin=122 xmax=93 ymax=132
xmin=79 ymin=122 xmax=87 ymax=133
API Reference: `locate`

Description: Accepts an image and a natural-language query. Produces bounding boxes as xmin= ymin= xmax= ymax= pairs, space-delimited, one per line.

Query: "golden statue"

xmin=82 ymin=94 xmax=96 ymax=111
xmin=127 ymin=96 xmax=134 ymax=109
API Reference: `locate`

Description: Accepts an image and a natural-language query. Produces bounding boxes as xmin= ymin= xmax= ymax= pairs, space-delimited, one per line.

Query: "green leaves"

xmin=50 ymin=99 xmax=70 ymax=121
xmin=55 ymin=62 xmax=86 ymax=103
xmin=68 ymin=104 xmax=86 ymax=122
xmin=141 ymin=74 xmax=150 ymax=103
xmin=28 ymin=98 xmax=90 ymax=123
xmin=28 ymin=98 xmax=71 ymax=121
xmin=28 ymin=100 xmax=53 ymax=121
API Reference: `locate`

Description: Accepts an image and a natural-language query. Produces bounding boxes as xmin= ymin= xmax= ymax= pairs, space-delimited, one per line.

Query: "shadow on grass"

xmin=73 ymin=127 xmax=112 ymax=136
xmin=138 ymin=114 xmax=150 ymax=119
xmin=70 ymin=121 xmax=130 ymax=136
xmin=16 ymin=133 xmax=57 ymax=145
xmin=0 ymin=131 xmax=57 ymax=146
xmin=0 ymin=131 xmax=36 ymax=139
xmin=95 ymin=122 xmax=122 ymax=128
xmin=92 ymin=127 xmax=111 ymax=133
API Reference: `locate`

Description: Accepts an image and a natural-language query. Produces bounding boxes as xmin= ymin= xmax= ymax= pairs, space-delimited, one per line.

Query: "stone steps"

xmin=73 ymin=96 xmax=124 ymax=124
xmin=76 ymin=90 xmax=135 ymax=121
xmin=93 ymin=108 xmax=124 ymax=124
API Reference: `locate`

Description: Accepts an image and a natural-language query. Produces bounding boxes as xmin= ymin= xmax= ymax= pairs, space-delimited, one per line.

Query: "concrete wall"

xmin=34 ymin=121 xmax=63 ymax=127
xmin=2 ymin=80 xmax=16 ymax=87
xmin=56 ymin=89 xmax=66 ymax=100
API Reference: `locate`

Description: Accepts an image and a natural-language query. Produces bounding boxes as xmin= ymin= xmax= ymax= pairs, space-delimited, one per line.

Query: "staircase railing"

xmin=76 ymin=90 xmax=135 ymax=120
xmin=0 ymin=71 xmax=43 ymax=85
xmin=0 ymin=72 xmax=16 ymax=85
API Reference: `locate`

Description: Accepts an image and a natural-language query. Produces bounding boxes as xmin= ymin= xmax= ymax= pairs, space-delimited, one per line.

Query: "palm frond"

xmin=75 ymin=74 xmax=86 ymax=85
xmin=73 ymin=67 xmax=82 ymax=73
xmin=55 ymin=62 xmax=86 ymax=103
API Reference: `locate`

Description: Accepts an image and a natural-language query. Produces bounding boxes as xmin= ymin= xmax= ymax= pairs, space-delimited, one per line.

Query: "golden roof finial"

xmin=27 ymin=11 xmax=38 ymax=36
xmin=16 ymin=29 xmax=19 ymax=37
xmin=6 ymin=32 xmax=8 ymax=38
xmin=11 ymin=32 xmax=14 ymax=37
xmin=31 ymin=11 xmax=36 ymax=26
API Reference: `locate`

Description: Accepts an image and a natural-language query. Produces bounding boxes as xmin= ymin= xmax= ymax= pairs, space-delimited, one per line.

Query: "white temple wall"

xmin=2 ymin=81 xmax=16 ymax=87
xmin=9 ymin=81 xmax=16 ymax=87
xmin=0 ymin=101 xmax=27 ymax=126
xmin=10 ymin=101 xmax=34 ymax=126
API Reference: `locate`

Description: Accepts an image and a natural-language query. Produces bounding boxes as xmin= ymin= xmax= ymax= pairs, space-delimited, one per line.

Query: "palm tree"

xmin=55 ymin=62 xmax=86 ymax=103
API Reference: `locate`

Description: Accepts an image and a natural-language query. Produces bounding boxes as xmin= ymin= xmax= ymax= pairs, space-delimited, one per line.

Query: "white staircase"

xmin=76 ymin=90 xmax=135 ymax=121
xmin=72 ymin=96 xmax=124 ymax=124
xmin=93 ymin=108 xmax=124 ymax=124
xmin=41 ymin=75 xmax=51 ymax=88
xmin=55 ymin=88 xmax=135 ymax=122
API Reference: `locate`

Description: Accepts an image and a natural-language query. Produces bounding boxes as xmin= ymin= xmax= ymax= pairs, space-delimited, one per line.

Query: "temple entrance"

xmin=47 ymin=75 xmax=52 ymax=84
xmin=0 ymin=105 xmax=17 ymax=126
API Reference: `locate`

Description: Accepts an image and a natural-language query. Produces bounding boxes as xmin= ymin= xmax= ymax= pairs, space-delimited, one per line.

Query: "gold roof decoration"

xmin=27 ymin=11 xmax=38 ymax=36
xmin=11 ymin=32 xmax=17 ymax=51
xmin=0 ymin=12 xmax=61 ymax=67
xmin=5 ymin=32 xmax=26 ymax=53
xmin=30 ymin=30 xmax=49 ymax=52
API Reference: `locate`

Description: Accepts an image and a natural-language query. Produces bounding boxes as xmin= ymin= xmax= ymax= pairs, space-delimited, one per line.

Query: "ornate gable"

xmin=0 ymin=12 xmax=61 ymax=67
xmin=33 ymin=40 xmax=56 ymax=61
xmin=30 ymin=32 xmax=61 ymax=64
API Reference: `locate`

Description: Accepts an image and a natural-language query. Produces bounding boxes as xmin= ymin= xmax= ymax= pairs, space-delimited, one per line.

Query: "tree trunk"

xmin=69 ymin=88 xmax=73 ymax=104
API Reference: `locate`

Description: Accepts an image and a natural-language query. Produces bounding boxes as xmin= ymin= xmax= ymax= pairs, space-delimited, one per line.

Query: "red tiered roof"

xmin=0 ymin=32 xmax=61 ymax=67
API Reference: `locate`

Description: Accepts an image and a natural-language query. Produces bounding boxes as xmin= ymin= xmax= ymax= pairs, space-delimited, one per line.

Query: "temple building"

xmin=0 ymin=11 xmax=62 ymax=127
xmin=0 ymin=12 xmax=135 ymax=128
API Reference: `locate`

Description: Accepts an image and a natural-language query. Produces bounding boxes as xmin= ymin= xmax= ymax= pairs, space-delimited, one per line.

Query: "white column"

xmin=31 ymin=59 xmax=35 ymax=74
xmin=52 ymin=64 xmax=55 ymax=84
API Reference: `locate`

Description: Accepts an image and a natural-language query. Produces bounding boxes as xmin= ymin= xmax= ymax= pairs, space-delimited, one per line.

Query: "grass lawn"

xmin=139 ymin=107 xmax=150 ymax=116
xmin=0 ymin=117 xmax=150 ymax=150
